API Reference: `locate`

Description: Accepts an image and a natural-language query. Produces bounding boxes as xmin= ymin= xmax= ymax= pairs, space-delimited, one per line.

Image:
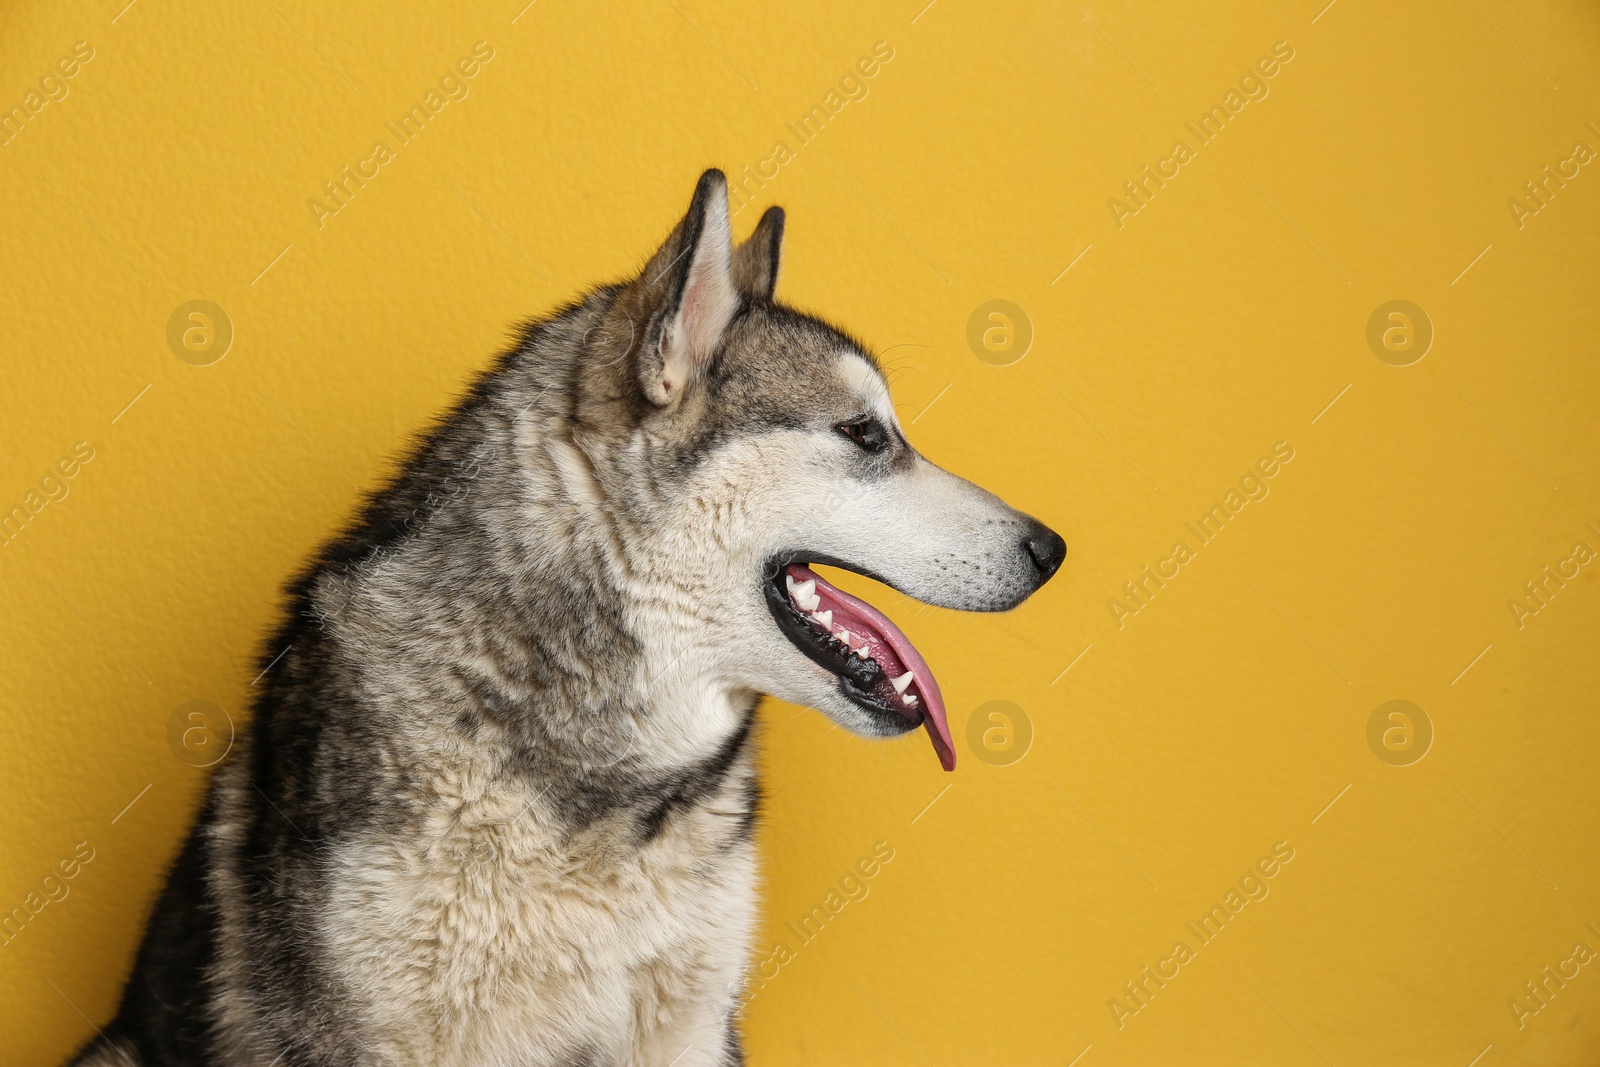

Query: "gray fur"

xmin=71 ymin=170 xmax=1061 ymax=1067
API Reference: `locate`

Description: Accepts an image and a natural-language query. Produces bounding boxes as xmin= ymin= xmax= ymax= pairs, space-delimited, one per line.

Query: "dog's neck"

xmin=295 ymin=335 xmax=753 ymax=807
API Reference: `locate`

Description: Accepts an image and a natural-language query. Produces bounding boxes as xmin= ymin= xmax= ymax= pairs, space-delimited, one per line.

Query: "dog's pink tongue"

xmin=788 ymin=565 xmax=955 ymax=771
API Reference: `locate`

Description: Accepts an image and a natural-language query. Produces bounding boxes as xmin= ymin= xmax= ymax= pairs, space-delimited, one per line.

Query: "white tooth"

xmin=854 ymin=645 xmax=869 ymax=658
xmin=891 ymin=671 xmax=915 ymax=694
xmin=800 ymin=595 xmax=820 ymax=612
xmin=902 ymin=693 xmax=919 ymax=707
xmin=813 ymin=610 xmax=832 ymax=629
xmin=786 ymin=575 xmax=797 ymax=592
xmin=793 ymin=579 xmax=816 ymax=602
xmin=836 ymin=629 xmax=852 ymax=645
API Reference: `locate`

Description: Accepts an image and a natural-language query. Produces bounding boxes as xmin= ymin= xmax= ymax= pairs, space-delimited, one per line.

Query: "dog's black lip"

xmin=760 ymin=553 xmax=922 ymax=733
xmin=761 ymin=550 xmax=902 ymax=594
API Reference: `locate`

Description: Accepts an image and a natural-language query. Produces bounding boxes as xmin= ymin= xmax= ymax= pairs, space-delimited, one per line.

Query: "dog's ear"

xmin=730 ymin=206 xmax=785 ymax=301
xmin=630 ymin=169 xmax=740 ymax=407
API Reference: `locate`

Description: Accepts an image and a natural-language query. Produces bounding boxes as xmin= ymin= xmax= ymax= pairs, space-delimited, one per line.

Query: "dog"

xmin=71 ymin=169 xmax=1065 ymax=1067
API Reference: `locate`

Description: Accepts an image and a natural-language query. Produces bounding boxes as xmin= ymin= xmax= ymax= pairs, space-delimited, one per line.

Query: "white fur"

xmin=314 ymin=736 xmax=756 ymax=1067
xmin=836 ymin=351 xmax=899 ymax=428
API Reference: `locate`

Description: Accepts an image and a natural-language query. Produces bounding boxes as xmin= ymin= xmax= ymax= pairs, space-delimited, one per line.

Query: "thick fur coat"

xmin=73 ymin=171 xmax=1062 ymax=1067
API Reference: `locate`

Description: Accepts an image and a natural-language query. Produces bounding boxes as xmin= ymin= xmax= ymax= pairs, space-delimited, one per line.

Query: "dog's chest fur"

xmin=303 ymin=726 xmax=759 ymax=1067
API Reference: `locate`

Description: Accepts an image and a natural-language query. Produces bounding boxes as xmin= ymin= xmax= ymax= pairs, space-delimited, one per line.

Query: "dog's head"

xmin=565 ymin=170 xmax=1063 ymax=770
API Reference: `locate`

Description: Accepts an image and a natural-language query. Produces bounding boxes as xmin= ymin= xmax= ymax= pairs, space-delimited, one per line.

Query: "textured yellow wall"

xmin=2 ymin=1 xmax=1598 ymax=1063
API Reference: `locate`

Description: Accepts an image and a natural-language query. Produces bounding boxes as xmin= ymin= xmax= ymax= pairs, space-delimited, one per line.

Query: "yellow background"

xmin=3 ymin=1 xmax=1598 ymax=1063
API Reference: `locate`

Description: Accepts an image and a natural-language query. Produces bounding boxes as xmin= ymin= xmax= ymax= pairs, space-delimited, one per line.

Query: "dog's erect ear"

xmin=631 ymin=169 xmax=740 ymax=407
xmin=730 ymin=206 xmax=785 ymax=301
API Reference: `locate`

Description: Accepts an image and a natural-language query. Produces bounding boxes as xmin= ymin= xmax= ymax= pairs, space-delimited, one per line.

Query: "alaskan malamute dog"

xmin=75 ymin=170 xmax=1064 ymax=1066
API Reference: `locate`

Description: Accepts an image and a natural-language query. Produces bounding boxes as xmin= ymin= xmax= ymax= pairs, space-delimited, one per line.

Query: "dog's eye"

xmin=835 ymin=417 xmax=889 ymax=454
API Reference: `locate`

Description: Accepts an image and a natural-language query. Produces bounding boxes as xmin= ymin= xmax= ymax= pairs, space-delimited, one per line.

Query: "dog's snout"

xmin=1024 ymin=527 xmax=1066 ymax=582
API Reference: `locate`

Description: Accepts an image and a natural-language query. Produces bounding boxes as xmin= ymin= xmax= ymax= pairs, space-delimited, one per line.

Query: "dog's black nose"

xmin=1025 ymin=528 xmax=1067 ymax=582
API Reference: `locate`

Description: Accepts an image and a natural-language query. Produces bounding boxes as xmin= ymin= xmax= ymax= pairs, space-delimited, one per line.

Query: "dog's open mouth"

xmin=765 ymin=562 xmax=955 ymax=771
